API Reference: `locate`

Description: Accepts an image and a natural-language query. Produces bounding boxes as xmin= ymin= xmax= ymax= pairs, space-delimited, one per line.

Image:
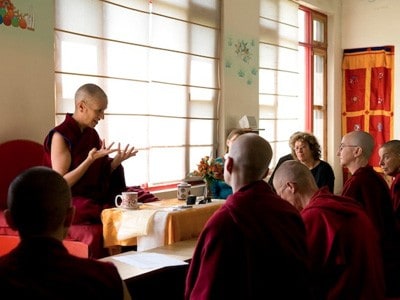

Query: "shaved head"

xmin=380 ymin=140 xmax=400 ymax=154
xmin=228 ymin=133 xmax=272 ymax=181
xmin=345 ymin=130 xmax=375 ymax=159
xmin=272 ymin=160 xmax=318 ymax=210
xmin=7 ymin=166 xmax=72 ymax=238
xmin=272 ymin=160 xmax=318 ymax=193
xmin=74 ymin=83 xmax=108 ymax=106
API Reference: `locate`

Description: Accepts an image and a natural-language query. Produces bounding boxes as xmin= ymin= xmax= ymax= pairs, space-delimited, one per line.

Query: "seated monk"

xmin=273 ymin=160 xmax=385 ymax=299
xmin=43 ymin=83 xmax=158 ymax=258
xmin=0 ymin=166 xmax=131 ymax=299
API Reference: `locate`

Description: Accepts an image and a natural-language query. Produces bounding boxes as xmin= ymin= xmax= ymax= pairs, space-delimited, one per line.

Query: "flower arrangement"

xmin=191 ymin=156 xmax=231 ymax=199
xmin=192 ymin=156 xmax=224 ymax=182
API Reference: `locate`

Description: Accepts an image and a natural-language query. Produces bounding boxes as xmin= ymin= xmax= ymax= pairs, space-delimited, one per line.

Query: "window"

xmin=259 ymin=0 xmax=328 ymax=166
xmin=298 ymin=6 xmax=328 ymax=157
xmin=55 ymin=0 xmax=221 ymax=188
xmin=259 ymin=0 xmax=301 ymax=164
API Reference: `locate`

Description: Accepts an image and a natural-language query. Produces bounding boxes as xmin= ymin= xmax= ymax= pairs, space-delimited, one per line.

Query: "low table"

xmin=101 ymin=198 xmax=223 ymax=253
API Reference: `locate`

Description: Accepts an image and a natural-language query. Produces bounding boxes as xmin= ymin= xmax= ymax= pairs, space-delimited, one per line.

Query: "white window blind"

xmin=259 ymin=0 xmax=301 ymax=165
xmin=55 ymin=0 xmax=221 ymax=187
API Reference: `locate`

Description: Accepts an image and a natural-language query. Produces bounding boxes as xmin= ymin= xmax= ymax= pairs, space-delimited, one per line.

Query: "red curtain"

xmin=342 ymin=46 xmax=394 ymax=172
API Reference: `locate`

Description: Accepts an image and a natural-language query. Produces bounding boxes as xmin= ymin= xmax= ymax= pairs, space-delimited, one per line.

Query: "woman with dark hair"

xmin=289 ymin=131 xmax=335 ymax=192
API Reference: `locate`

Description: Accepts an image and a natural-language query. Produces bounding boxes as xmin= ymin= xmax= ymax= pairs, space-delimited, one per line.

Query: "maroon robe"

xmin=185 ymin=180 xmax=312 ymax=299
xmin=43 ymin=114 xmax=158 ymax=258
xmin=43 ymin=114 xmax=125 ymax=224
xmin=341 ymin=165 xmax=396 ymax=241
xmin=0 ymin=237 xmax=124 ymax=299
xmin=390 ymin=173 xmax=400 ymax=222
xmin=341 ymin=165 xmax=400 ymax=297
xmin=302 ymin=187 xmax=385 ymax=299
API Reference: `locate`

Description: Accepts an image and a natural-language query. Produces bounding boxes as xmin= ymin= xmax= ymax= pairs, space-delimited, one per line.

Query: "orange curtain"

xmin=342 ymin=46 xmax=394 ymax=171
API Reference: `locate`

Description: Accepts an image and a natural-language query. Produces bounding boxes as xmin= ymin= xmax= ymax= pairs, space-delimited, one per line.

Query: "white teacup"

xmin=177 ymin=182 xmax=191 ymax=200
xmin=115 ymin=191 xmax=139 ymax=209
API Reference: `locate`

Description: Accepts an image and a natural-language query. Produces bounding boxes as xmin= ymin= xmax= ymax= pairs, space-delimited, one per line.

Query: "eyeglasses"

xmin=338 ymin=143 xmax=359 ymax=151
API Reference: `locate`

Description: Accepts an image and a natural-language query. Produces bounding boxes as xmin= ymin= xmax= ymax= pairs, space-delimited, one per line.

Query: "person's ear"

xmin=77 ymin=100 xmax=86 ymax=112
xmin=225 ymin=156 xmax=233 ymax=174
xmin=4 ymin=209 xmax=17 ymax=230
xmin=353 ymin=146 xmax=362 ymax=157
xmin=287 ymin=181 xmax=297 ymax=193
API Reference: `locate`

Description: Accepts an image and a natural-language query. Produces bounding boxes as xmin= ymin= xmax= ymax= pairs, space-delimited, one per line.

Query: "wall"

xmin=219 ymin=0 xmax=260 ymax=156
xmin=341 ymin=0 xmax=400 ymax=138
xmin=0 ymin=0 xmax=54 ymax=144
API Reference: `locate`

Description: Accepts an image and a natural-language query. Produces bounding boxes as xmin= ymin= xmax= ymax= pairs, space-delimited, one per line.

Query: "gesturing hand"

xmin=111 ymin=142 xmax=139 ymax=169
xmin=88 ymin=139 xmax=118 ymax=161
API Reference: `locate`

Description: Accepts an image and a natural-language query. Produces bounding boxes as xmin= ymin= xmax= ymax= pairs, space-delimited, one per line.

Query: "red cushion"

xmin=0 ymin=212 xmax=18 ymax=236
xmin=0 ymin=235 xmax=89 ymax=258
xmin=0 ymin=140 xmax=108 ymax=259
xmin=0 ymin=139 xmax=44 ymax=210
xmin=67 ymin=224 xmax=108 ymax=258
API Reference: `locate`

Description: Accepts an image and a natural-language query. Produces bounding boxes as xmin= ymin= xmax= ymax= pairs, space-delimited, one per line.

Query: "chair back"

xmin=63 ymin=240 xmax=89 ymax=258
xmin=0 ymin=235 xmax=89 ymax=258
xmin=0 ymin=235 xmax=19 ymax=256
xmin=0 ymin=139 xmax=44 ymax=210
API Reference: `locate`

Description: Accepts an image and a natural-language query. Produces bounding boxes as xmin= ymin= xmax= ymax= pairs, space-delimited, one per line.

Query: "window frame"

xmin=299 ymin=5 xmax=328 ymax=159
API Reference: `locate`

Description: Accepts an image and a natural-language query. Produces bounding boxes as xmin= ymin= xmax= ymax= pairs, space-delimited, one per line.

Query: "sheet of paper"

xmin=112 ymin=252 xmax=188 ymax=269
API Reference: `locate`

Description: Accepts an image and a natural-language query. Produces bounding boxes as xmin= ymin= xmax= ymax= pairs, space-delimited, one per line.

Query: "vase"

xmin=203 ymin=178 xmax=214 ymax=199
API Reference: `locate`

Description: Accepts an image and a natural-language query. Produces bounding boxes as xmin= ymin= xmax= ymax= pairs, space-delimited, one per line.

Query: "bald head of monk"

xmin=337 ymin=130 xmax=374 ymax=175
xmin=5 ymin=166 xmax=74 ymax=240
xmin=224 ymin=133 xmax=272 ymax=193
xmin=272 ymin=160 xmax=318 ymax=211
